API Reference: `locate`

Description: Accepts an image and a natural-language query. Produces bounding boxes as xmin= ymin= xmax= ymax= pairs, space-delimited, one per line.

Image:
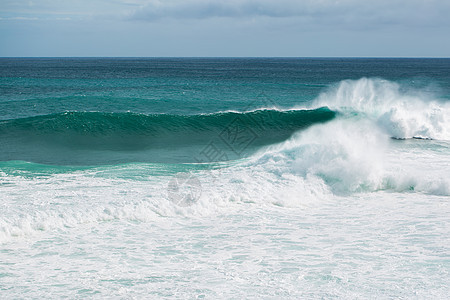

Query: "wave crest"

xmin=313 ymin=77 xmax=450 ymax=140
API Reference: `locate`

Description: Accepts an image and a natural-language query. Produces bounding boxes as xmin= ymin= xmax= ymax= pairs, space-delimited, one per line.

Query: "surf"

xmin=1 ymin=77 xmax=449 ymax=245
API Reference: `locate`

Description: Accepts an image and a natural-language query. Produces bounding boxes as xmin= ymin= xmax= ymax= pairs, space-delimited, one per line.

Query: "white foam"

xmin=250 ymin=116 xmax=450 ymax=197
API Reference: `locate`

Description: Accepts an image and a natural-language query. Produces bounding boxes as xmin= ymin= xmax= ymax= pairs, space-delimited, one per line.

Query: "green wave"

xmin=0 ymin=108 xmax=335 ymax=165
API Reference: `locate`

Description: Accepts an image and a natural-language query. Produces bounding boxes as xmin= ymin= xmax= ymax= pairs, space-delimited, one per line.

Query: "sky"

xmin=1 ymin=0 xmax=450 ymax=57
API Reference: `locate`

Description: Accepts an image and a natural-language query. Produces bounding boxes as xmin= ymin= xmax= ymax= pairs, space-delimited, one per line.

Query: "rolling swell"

xmin=0 ymin=108 xmax=335 ymax=165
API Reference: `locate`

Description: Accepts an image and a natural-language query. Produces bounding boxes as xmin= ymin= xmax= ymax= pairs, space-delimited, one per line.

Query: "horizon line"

xmin=1 ymin=56 xmax=450 ymax=59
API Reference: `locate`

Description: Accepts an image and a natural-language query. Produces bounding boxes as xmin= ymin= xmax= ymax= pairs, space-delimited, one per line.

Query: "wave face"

xmin=0 ymin=108 xmax=335 ymax=165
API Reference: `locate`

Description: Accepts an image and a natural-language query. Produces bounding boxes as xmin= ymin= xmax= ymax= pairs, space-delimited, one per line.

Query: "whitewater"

xmin=0 ymin=58 xmax=449 ymax=298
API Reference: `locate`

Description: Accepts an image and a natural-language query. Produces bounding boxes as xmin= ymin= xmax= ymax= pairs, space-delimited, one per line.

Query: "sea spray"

xmin=313 ymin=77 xmax=450 ymax=140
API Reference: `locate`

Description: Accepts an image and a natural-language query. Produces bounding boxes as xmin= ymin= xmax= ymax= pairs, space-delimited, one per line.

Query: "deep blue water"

xmin=1 ymin=58 xmax=449 ymax=119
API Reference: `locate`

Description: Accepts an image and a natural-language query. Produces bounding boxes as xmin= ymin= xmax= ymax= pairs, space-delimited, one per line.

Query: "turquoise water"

xmin=1 ymin=58 xmax=449 ymax=298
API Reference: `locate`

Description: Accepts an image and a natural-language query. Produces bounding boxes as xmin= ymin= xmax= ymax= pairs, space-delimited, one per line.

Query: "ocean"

xmin=0 ymin=58 xmax=449 ymax=298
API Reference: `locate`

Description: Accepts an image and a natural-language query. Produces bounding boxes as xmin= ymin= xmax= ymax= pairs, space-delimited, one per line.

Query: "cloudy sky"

xmin=1 ymin=0 xmax=449 ymax=57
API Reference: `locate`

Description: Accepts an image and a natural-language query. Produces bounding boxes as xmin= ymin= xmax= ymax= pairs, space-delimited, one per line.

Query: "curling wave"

xmin=0 ymin=108 xmax=335 ymax=165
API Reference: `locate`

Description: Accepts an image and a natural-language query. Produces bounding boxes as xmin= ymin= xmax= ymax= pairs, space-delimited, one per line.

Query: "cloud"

xmin=2 ymin=0 xmax=450 ymax=57
xmin=0 ymin=0 xmax=144 ymax=20
xmin=130 ymin=0 xmax=330 ymax=20
xmin=3 ymin=0 xmax=449 ymax=29
xmin=128 ymin=0 xmax=450 ymax=29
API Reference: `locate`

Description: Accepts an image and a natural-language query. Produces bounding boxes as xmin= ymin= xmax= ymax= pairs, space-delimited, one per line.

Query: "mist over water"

xmin=1 ymin=58 xmax=449 ymax=298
